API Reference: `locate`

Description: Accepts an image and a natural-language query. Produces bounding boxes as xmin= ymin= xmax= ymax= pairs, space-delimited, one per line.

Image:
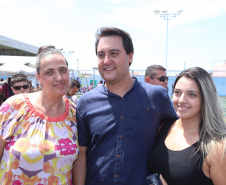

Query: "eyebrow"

xmin=175 ymin=88 xmax=200 ymax=94
xmin=97 ymin=49 xmax=120 ymax=53
xmin=187 ymin=90 xmax=200 ymax=94
xmin=110 ymin=49 xmax=120 ymax=52
xmin=44 ymin=68 xmax=54 ymax=71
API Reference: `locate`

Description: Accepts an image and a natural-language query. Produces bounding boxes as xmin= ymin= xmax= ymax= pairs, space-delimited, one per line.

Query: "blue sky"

xmin=0 ymin=0 xmax=225 ymax=71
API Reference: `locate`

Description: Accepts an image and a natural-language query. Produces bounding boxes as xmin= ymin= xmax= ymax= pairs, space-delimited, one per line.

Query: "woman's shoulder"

xmin=4 ymin=94 xmax=26 ymax=107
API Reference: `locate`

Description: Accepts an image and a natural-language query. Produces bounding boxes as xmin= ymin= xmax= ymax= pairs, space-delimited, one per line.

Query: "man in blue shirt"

xmin=73 ymin=27 xmax=178 ymax=185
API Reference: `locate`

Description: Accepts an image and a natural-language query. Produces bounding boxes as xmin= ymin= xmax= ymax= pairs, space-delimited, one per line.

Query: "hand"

xmin=160 ymin=174 xmax=168 ymax=185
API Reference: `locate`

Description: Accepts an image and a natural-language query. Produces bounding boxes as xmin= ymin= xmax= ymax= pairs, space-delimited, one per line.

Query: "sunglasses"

xmin=150 ymin=76 xmax=168 ymax=82
xmin=13 ymin=84 xmax=29 ymax=90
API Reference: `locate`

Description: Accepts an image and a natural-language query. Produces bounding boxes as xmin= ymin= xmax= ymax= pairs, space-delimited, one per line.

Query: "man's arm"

xmin=73 ymin=146 xmax=87 ymax=185
xmin=161 ymin=89 xmax=178 ymax=122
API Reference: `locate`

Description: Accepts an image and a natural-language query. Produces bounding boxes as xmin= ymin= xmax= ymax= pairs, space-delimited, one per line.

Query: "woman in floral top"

xmin=0 ymin=48 xmax=79 ymax=185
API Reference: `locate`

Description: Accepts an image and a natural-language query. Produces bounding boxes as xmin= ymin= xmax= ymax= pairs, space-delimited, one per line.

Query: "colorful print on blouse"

xmin=0 ymin=94 xmax=79 ymax=185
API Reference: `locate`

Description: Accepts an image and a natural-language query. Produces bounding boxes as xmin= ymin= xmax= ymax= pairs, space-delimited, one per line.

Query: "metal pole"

xmin=76 ymin=59 xmax=79 ymax=72
xmin=154 ymin=10 xmax=182 ymax=71
xmin=166 ymin=16 xmax=169 ymax=70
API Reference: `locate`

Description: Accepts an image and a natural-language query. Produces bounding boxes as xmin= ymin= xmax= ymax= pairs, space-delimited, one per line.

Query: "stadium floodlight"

xmin=154 ymin=9 xmax=183 ymax=70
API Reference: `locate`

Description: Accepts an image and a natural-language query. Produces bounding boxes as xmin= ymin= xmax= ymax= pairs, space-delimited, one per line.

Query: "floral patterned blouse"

xmin=0 ymin=94 xmax=79 ymax=185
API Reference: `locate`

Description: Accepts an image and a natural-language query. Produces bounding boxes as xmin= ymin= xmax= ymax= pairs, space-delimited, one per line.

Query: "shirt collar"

xmin=101 ymin=77 xmax=138 ymax=96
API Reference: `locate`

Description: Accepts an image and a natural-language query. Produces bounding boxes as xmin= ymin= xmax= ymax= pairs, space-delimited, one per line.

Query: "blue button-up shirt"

xmin=76 ymin=78 xmax=177 ymax=185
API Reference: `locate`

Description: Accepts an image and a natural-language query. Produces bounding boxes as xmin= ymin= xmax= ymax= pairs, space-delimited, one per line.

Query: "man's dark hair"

xmin=145 ymin=65 xmax=166 ymax=78
xmin=95 ymin=27 xmax=134 ymax=66
xmin=11 ymin=74 xmax=29 ymax=86
xmin=69 ymin=79 xmax=81 ymax=89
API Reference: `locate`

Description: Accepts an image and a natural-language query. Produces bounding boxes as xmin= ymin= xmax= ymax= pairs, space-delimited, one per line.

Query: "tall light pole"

xmin=154 ymin=10 xmax=183 ymax=70
xmin=76 ymin=59 xmax=79 ymax=73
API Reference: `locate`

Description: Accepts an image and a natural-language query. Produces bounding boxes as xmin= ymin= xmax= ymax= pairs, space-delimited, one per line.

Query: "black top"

xmin=148 ymin=121 xmax=213 ymax=185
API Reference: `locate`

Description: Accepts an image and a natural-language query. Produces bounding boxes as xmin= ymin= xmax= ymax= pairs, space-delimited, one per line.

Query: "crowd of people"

xmin=0 ymin=27 xmax=225 ymax=185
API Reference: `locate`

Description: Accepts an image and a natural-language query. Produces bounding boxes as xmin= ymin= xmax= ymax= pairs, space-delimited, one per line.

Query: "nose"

xmin=178 ymin=93 xmax=187 ymax=103
xmin=55 ymin=71 xmax=63 ymax=81
xmin=163 ymin=79 xmax=168 ymax=85
xmin=104 ymin=54 xmax=111 ymax=65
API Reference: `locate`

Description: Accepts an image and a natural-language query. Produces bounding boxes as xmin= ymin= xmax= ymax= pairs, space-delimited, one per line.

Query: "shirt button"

xmin=118 ymin=135 xmax=122 ymax=138
xmin=146 ymin=108 xmax=150 ymax=111
xmin=121 ymin=116 xmax=123 ymax=119
xmin=115 ymin=174 xmax=119 ymax=178
xmin=116 ymin=154 xmax=120 ymax=158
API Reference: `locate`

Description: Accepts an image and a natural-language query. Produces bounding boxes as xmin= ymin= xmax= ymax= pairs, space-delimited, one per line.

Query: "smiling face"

xmin=173 ymin=76 xmax=202 ymax=122
xmin=36 ymin=54 xmax=69 ymax=98
xmin=97 ymin=36 xmax=133 ymax=85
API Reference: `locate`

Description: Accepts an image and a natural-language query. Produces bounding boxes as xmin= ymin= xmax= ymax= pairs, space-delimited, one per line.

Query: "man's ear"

xmin=128 ymin=53 xmax=133 ymax=65
xmin=145 ymin=76 xmax=150 ymax=83
xmin=11 ymin=86 xmax=15 ymax=94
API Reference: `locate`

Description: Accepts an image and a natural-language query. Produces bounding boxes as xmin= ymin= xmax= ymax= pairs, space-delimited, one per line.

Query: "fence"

xmin=70 ymin=69 xmax=226 ymax=96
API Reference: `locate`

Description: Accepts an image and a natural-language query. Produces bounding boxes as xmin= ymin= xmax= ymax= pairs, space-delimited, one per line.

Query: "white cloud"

xmin=48 ymin=0 xmax=77 ymax=10
xmin=95 ymin=0 xmax=226 ymax=36
xmin=99 ymin=0 xmax=132 ymax=5
xmin=0 ymin=0 xmax=225 ymax=72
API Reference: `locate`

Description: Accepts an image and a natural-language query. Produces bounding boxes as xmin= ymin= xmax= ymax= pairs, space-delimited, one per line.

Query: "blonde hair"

xmin=174 ymin=67 xmax=226 ymax=161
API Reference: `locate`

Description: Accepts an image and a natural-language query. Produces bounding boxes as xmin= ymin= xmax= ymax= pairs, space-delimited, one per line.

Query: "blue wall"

xmin=212 ymin=77 xmax=226 ymax=96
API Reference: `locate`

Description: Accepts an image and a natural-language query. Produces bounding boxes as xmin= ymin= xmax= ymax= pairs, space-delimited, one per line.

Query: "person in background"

xmin=0 ymin=48 xmax=79 ymax=184
xmin=0 ymin=90 xmax=2 ymax=106
xmin=11 ymin=74 xmax=30 ymax=95
xmin=28 ymin=80 xmax=35 ymax=93
xmin=65 ymin=79 xmax=81 ymax=105
xmin=0 ymin=77 xmax=6 ymax=86
xmin=97 ymin=80 xmax=103 ymax=87
xmin=145 ymin=65 xmax=168 ymax=90
xmin=87 ymin=82 xmax=94 ymax=91
xmin=73 ymin=27 xmax=177 ymax=185
xmin=82 ymin=85 xmax=87 ymax=93
xmin=149 ymin=67 xmax=226 ymax=185
xmin=2 ymin=77 xmax=14 ymax=101
xmin=35 ymin=83 xmax=42 ymax=91
xmin=0 ymin=78 xmax=4 ymax=105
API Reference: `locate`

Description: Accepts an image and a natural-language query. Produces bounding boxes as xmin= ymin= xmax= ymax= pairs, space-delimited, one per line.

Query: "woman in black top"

xmin=149 ymin=67 xmax=226 ymax=185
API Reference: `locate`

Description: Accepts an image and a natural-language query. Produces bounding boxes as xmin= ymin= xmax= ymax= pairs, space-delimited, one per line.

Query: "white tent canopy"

xmin=0 ymin=35 xmax=39 ymax=56
xmin=0 ymin=62 xmax=36 ymax=76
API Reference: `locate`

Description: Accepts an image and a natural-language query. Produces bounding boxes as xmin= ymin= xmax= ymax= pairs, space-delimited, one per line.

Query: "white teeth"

xmin=178 ymin=106 xmax=189 ymax=110
xmin=105 ymin=68 xmax=114 ymax=71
